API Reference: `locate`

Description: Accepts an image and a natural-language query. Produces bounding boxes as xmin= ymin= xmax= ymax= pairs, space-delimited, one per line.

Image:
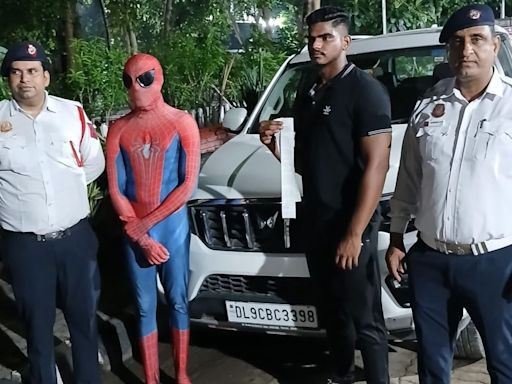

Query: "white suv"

xmin=184 ymin=27 xmax=512 ymax=358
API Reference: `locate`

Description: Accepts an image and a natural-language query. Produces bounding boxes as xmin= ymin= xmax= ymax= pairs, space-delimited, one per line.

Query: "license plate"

xmin=225 ymin=301 xmax=318 ymax=329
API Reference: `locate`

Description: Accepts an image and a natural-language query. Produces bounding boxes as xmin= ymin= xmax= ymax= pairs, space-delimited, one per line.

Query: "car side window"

xmin=250 ymin=63 xmax=314 ymax=134
xmin=394 ymin=55 xmax=438 ymax=81
xmin=351 ymin=46 xmax=446 ymax=122
xmin=497 ymin=35 xmax=512 ymax=77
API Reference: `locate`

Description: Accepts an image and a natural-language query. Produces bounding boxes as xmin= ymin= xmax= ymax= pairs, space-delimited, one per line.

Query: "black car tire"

xmin=454 ymin=321 xmax=485 ymax=360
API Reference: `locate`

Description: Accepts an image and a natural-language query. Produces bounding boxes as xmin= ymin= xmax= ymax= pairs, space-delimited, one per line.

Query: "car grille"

xmin=198 ymin=274 xmax=316 ymax=304
xmin=188 ymin=197 xmax=415 ymax=252
xmin=189 ymin=198 xmax=304 ymax=252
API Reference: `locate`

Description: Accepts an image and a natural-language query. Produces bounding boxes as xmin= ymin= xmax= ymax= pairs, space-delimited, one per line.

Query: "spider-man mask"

xmin=122 ymin=53 xmax=164 ymax=110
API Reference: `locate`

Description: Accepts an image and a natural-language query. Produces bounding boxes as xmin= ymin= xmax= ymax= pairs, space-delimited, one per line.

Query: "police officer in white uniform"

xmin=0 ymin=42 xmax=105 ymax=384
xmin=386 ymin=4 xmax=512 ymax=383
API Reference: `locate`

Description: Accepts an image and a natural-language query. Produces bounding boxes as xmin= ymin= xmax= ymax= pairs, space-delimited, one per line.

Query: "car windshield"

xmin=249 ymin=34 xmax=512 ymax=133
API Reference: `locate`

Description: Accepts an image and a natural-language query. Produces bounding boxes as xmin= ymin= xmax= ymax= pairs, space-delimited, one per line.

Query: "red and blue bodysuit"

xmin=106 ymin=54 xmax=200 ymax=384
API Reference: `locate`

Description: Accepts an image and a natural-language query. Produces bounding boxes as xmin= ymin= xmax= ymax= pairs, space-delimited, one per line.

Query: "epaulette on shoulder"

xmin=421 ymin=77 xmax=453 ymax=100
xmin=408 ymin=78 xmax=452 ymax=119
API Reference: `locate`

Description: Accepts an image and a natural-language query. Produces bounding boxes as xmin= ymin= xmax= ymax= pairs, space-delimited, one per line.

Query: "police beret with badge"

xmin=0 ymin=42 xmax=50 ymax=77
xmin=439 ymin=4 xmax=495 ymax=43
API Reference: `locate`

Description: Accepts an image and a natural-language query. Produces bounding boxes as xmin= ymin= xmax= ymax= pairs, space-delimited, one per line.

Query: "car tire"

xmin=454 ymin=320 xmax=485 ymax=360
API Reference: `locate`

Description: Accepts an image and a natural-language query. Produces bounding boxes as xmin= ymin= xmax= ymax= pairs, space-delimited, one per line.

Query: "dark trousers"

xmin=1 ymin=219 xmax=101 ymax=384
xmin=407 ymin=240 xmax=512 ymax=384
xmin=306 ymin=220 xmax=389 ymax=384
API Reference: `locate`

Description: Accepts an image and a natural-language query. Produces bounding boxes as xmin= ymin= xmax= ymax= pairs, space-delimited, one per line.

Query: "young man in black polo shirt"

xmin=260 ymin=7 xmax=392 ymax=384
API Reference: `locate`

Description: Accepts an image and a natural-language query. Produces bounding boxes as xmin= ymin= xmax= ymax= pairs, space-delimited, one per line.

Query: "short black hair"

xmin=305 ymin=6 xmax=351 ymax=31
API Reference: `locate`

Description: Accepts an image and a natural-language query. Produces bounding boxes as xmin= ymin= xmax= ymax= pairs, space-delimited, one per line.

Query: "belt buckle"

xmin=46 ymin=231 xmax=61 ymax=240
xmin=37 ymin=228 xmax=71 ymax=242
xmin=435 ymin=239 xmax=468 ymax=255
xmin=445 ymin=242 xmax=470 ymax=255
xmin=435 ymin=239 xmax=449 ymax=254
xmin=453 ymin=245 xmax=466 ymax=255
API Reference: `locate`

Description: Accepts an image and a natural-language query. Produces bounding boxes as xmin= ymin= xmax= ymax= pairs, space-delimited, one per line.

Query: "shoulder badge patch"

xmin=0 ymin=121 xmax=13 ymax=132
xmin=431 ymin=104 xmax=445 ymax=118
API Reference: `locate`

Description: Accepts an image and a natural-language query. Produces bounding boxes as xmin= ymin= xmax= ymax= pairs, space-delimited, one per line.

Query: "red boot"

xmin=139 ymin=331 xmax=160 ymax=384
xmin=171 ymin=328 xmax=191 ymax=384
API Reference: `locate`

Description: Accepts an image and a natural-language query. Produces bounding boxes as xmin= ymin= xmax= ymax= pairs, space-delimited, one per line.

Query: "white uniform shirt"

xmin=0 ymin=93 xmax=105 ymax=234
xmin=390 ymin=70 xmax=512 ymax=244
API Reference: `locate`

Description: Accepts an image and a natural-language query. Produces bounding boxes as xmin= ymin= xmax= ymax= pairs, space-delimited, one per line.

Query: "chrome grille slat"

xmin=242 ymin=211 xmax=254 ymax=249
xmin=220 ymin=211 xmax=232 ymax=247
xmin=188 ymin=199 xmax=303 ymax=252
xmin=200 ymin=211 xmax=212 ymax=245
xmin=284 ymin=218 xmax=290 ymax=249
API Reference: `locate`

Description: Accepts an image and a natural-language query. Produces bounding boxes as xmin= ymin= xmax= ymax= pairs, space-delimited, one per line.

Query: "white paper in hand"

xmin=276 ymin=117 xmax=301 ymax=219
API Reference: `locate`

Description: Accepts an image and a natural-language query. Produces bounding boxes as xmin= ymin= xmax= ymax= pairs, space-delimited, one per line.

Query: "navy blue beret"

xmin=0 ymin=42 xmax=50 ymax=77
xmin=439 ymin=4 xmax=495 ymax=43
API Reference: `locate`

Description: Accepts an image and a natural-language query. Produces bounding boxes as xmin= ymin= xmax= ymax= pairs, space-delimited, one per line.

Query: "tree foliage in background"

xmin=102 ymin=0 xmax=164 ymax=54
xmin=66 ymin=38 xmax=128 ymax=118
xmin=229 ymin=29 xmax=288 ymax=113
xmin=0 ymin=78 xmax=9 ymax=101
xmin=0 ymin=0 xmax=300 ymax=114
xmin=0 ymin=0 xmax=66 ymax=49
xmin=1 ymin=0 xmax=510 ymax=111
xmin=154 ymin=1 xmax=231 ymax=109
xmin=324 ymin=0 xmax=505 ymax=33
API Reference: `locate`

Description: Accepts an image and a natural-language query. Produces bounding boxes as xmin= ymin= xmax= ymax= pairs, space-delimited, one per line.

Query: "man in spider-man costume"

xmin=106 ymin=53 xmax=200 ymax=384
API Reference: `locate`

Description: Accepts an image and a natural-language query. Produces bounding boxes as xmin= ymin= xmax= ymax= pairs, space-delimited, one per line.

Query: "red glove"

xmin=138 ymin=235 xmax=170 ymax=265
xmin=123 ymin=217 xmax=151 ymax=242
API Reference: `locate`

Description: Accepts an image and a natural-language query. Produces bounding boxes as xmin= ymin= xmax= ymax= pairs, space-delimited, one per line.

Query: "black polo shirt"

xmin=295 ymin=62 xmax=391 ymax=232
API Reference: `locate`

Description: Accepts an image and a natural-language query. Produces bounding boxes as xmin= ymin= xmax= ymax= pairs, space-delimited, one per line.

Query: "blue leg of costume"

xmin=125 ymin=207 xmax=191 ymax=384
xmin=125 ymin=206 xmax=190 ymax=334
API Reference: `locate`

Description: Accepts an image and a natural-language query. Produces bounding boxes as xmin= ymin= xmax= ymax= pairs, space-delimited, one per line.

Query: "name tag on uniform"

xmin=425 ymin=119 xmax=445 ymax=128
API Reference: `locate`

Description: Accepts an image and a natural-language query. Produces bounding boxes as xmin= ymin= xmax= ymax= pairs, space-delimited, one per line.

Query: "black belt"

xmin=36 ymin=229 xmax=72 ymax=242
xmin=420 ymin=232 xmax=512 ymax=256
xmin=1 ymin=219 xmax=84 ymax=242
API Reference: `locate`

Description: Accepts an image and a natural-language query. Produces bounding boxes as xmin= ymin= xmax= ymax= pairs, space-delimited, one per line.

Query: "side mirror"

xmin=222 ymin=108 xmax=247 ymax=133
